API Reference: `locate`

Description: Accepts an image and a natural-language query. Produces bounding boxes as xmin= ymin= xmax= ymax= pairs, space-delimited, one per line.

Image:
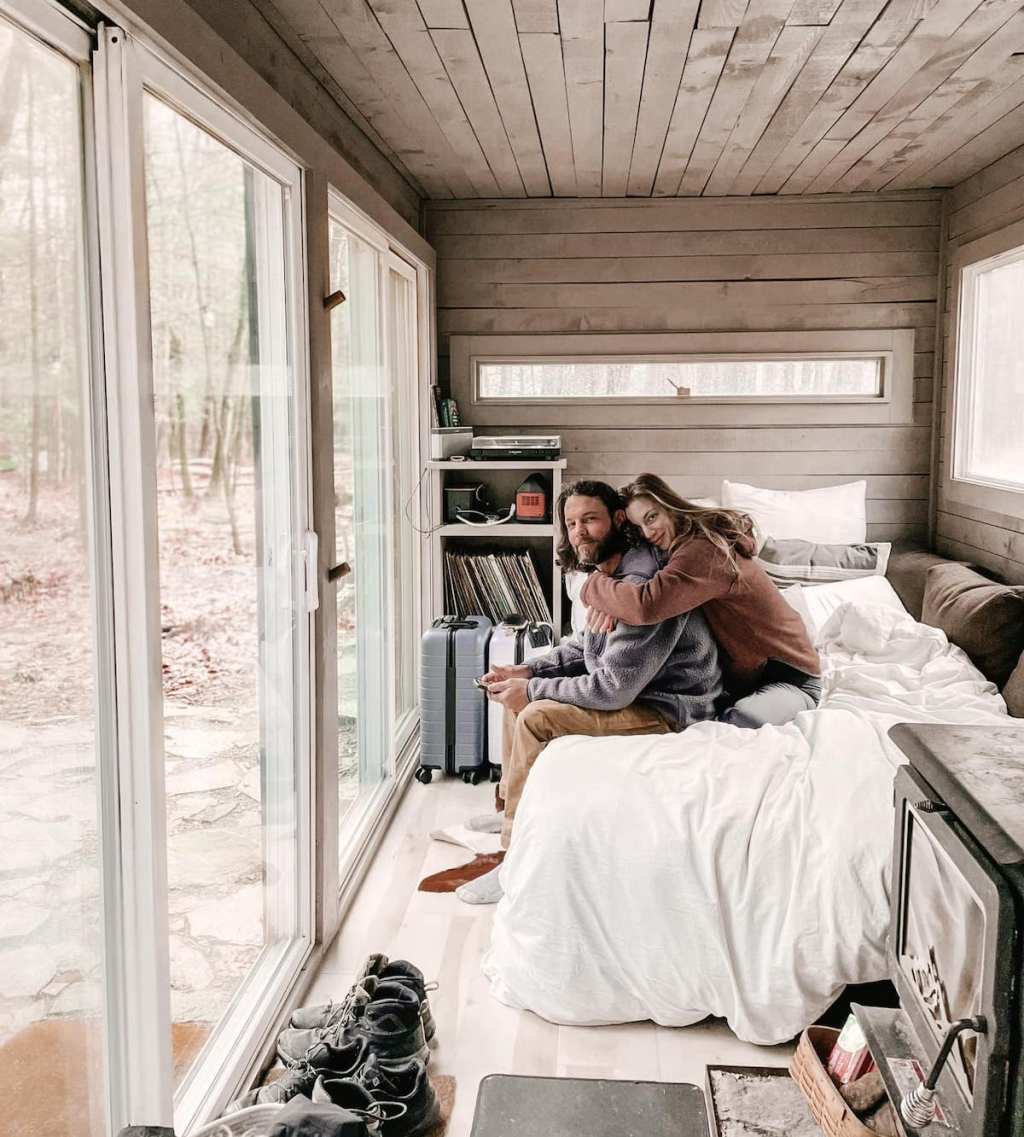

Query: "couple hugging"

xmin=457 ymin=474 xmax=822 ymax=906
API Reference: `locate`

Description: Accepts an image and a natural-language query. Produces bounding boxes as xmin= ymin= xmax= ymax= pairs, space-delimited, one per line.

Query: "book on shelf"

xmin=443 ymin=548 xmax=550 ymax=625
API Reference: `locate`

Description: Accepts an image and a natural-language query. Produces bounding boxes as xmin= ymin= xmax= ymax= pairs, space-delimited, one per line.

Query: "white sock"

xmin=455 ymin=863 xmax=504 ymax=905
xmin=466 ymin=811 xmax=504 ymax=834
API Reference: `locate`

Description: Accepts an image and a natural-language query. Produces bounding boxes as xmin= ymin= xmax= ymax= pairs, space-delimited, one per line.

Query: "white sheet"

xmin=481 ymin=601 xmax=1008 ymax=1044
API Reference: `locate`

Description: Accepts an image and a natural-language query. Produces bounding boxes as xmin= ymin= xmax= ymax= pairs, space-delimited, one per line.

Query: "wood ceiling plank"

xmin=248 ymin=0 xmax=427 ymax=192
xmin=318 ymin=0 xmax=478 ymax=195
xmin=369 ymin=0 xmax=502 ymax=195
xmin=520 ymin=33 xmax=577 ymax=195
xmin=652 ymin=28 xmax=734 ymax=194
xmin=559 ymin=0 xmax=605 ymax=196
xmin=825 ymin=0 xmax=991 ymax=143
xmin=803 ymin=0 xmax=1013 ymax=191
xmin=704 ymin=23 xmax=822 ymax=194
xmin=513 ymin=0 xmax=560 ymax=31
xmin=626 ymin=0 xmax=701 ymax=196
xmin=826 ymin=0 xmax=1024 ymax=191
xmin=464 ymin=0 xmax=552 ymax=195
xmin=888 ymin=73 xmax=1024 ymax=188
xmin=697 ymin=0 xmax=751 ymax=28
xmin=727 ymin=0 xmax=898 ymax=195
xmin=417 ymin=0 xmax=469 ymax=26
xmin=271 ymin=0 xmax=454 ymax=195
xmin=786 ymin=0 xmax=843 ymax=24
xmin=677 ymin=0 xmax=796 ymax=195
xmin=855 ymin=12 xmax=1024 ymax=190
xmin=603 ymin=20 xmax=650 ymax=195
xmin=771 ymin=0 xmax=924 ymax=194
xmin=430 ymin=28 xmax=528 ymax=195
xmin=606 ymin=0 xmax=653 ymax=16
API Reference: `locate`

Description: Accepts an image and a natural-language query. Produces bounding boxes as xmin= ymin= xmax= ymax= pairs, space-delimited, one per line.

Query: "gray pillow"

xmin=922 ymin=563 xmax=1024 ymax=689
xmin=757 ymin=538 xmax=891 ymax=588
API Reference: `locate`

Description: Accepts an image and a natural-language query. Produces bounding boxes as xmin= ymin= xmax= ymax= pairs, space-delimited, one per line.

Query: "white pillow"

xmin=722 ymin=479 xmax=867 ymax=545
xmin=784 ymin=575 xmax=907 ymax=641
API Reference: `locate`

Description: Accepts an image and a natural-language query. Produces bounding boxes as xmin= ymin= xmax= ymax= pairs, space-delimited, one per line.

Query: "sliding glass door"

xmin=141 ymin=85 xmax=309 ymax=1095
xmin=0 ymin=8 xmax=108 ymax=1137
xmin=328 ymin=199 xmax=421 ymax=871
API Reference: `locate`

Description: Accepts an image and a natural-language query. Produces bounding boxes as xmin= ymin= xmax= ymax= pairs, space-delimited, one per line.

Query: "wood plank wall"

xmin=426 ymin=194 xmax=942 ymax=543
xmin=936 ymin=148 xmax=1024 ymax=584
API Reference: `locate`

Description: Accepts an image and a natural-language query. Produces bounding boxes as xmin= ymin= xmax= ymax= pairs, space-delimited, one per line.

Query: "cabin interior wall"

xmin=938 ymin=149 xmax=1024 ymax=584
xmin=428 ymin=196 xmax=941 ymax=545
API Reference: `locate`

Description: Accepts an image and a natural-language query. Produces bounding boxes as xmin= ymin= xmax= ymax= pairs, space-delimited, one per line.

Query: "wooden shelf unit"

xmin=427 ymin=458 xmax=567 ymax=630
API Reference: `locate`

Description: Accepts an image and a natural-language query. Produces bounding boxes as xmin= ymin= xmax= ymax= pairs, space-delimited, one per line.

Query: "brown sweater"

xmin=581 ymin=536 xmax=820 ymax=688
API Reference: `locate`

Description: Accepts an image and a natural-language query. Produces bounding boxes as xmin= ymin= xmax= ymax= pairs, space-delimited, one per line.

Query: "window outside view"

xmin=478 ymin=358 xmax=882 ymax=400
xmin=959 ymin=254 xmax=1024 ymax=491
xmin=0 ymin=17 xmax=107 ymax=1137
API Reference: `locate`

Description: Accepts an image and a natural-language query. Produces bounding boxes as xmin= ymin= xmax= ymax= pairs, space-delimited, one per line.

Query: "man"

xmin=456 ymin=479 xmax=722 ymax=905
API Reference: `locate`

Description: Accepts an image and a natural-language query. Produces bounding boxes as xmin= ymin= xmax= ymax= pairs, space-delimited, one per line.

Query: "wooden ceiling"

xmin=253 ymin=0 xmax=1024 ymax=198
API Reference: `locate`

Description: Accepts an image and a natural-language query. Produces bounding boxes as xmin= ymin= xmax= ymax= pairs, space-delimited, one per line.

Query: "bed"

xmin=481 ymin=549 xmax=1022 ymax=1045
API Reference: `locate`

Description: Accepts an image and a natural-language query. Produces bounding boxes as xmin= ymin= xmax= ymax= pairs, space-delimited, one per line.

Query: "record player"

xmin=470 ymin=434 xmax=561 ymax=461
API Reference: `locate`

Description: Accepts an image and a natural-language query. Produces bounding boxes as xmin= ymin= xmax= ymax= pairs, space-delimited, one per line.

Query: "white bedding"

xmin=481 ymin=601 xmax=1009 ymax=1044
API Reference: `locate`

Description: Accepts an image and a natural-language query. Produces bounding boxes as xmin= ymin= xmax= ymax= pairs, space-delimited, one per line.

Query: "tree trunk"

xmin=24 ymin=67 xmax=41 ymax=525
xmin=175 ymin=391 xmax=193 ymax=498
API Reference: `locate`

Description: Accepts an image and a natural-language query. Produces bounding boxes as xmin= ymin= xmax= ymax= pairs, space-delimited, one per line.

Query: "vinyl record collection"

xmin=443 ymin=548 xmax=550 ymax=624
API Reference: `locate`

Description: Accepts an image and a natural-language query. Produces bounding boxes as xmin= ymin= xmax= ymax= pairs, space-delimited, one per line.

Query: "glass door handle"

xmin=328 ymin=561 xmax=351 ymax=582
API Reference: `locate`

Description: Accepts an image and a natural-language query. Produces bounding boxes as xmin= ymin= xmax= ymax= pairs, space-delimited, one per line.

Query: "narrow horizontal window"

xmin=476 ymin=356 xmax=883 ymax=402
xmin=954 ymin=246 xmax=1024 ymax=494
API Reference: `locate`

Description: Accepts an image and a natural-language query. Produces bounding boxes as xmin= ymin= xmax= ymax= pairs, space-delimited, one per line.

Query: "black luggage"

xmin=418 ymin=615 xmax=493 ymax=784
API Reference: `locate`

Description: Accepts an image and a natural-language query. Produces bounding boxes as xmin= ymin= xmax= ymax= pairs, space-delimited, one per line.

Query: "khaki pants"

xmin=498 ymin=699 xmax=670 ymax=849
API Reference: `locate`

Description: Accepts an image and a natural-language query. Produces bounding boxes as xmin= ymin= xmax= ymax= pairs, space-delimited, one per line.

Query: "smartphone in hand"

xmin=473 ymin=677 xmax=491 ymax=690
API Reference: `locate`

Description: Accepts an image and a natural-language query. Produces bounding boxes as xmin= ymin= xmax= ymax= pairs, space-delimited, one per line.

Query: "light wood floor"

xmin=303 ymin=776 xmax=794 ymax=1137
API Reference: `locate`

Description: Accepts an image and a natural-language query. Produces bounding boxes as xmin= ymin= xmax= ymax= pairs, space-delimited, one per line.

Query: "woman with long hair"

xmin=580 ymin=472 xmax=821 ymax=729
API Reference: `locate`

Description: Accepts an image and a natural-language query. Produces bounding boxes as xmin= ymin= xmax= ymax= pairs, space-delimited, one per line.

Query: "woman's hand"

xmin=480 ymin=662 xmax=530 ymax=685
xmin=585 ymin=607 xmax=617 ymax=635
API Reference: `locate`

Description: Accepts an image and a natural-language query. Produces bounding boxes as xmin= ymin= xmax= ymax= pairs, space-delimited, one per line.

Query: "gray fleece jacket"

xmin=526 ymin=544 xmax=723 ymax=731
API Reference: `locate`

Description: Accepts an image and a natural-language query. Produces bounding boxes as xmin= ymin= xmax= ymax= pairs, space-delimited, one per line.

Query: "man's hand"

xmin=585 ymin=606 xmax=617 ymax=635
xmin=480 ymin=662 xmax=530 ymax=684
xmin=487 ymin=677 xmax=530 ymax=713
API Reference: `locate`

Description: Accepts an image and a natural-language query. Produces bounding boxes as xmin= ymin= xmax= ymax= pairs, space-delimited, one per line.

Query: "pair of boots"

xmin=225 ymin=954 xmax=439 ymax=1137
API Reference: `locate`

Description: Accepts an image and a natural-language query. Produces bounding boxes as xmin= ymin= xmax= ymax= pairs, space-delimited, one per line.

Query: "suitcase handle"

xmin=432 ymin=616 xmax=479 ymax=630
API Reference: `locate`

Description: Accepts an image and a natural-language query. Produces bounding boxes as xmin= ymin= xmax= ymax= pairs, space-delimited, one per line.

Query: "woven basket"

xmin=790 ymin=1026 xmax=876 ymax=1137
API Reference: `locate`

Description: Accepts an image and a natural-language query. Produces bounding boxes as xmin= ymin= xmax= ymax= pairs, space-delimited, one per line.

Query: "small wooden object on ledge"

xmin=324 ymin=289 xmax=346 ymax=311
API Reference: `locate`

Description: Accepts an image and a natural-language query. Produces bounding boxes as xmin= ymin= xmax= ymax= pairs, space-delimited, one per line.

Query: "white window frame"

xmin=945 ymin=218 xmax=1024 ymax=517
xmin=451 ymin=330 xmax=917 ymax=427
xmin=94 ymin=24 xmax=316 ymax=1134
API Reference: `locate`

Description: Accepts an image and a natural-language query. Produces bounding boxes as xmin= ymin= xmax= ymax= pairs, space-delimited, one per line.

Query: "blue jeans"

xmin=719 ymin=659 xmax=822 ymax=730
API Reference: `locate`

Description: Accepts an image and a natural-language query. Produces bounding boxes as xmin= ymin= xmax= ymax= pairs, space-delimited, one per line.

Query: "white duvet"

xmin=481 ymin=601 xmax=1009 ymax=1044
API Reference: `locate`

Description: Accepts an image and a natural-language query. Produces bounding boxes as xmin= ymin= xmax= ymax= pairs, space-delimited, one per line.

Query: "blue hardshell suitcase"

xmin=418 ymin=615 xmax=493 ymax=785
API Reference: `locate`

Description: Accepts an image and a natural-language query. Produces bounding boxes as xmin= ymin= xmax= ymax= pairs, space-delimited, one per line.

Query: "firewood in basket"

xmin=864 ymin=1101 xmax=900 ymax=1136
xmin=841 ymin=1070 xmax=886 ymax=1113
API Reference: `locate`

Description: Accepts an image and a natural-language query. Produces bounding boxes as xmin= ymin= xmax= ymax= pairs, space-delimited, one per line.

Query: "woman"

xmin=580 ymin=473 xmax=821 ymax=729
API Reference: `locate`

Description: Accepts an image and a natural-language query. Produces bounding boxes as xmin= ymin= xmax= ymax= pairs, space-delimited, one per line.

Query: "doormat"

xmin=429 ymin=1073 xmax=456 ymax=1136
xmin=418 ymin=852 xmax=504 ymax=892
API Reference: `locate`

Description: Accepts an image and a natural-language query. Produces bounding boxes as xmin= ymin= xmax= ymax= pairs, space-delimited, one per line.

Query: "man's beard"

xmin=574 ymin=527 xmax=628 ymax=567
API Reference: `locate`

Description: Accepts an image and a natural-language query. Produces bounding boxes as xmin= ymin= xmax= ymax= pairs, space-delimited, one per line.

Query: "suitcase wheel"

xmin=489 ymin=764 xmax=502 ymax=783
xmin=415 ymin=767 xmax=433 ymax=785
xmin=462 ymin=769 xmax=482 ymax=786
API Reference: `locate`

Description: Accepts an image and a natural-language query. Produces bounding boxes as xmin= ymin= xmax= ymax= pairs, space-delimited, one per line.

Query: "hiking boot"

xmin=291 ymin=955 xmax=438 ymax=1045
xmin=312 ymin=1077 xmax=408 ymax=1137
xmin=278 ymin=978 xmax=428 ymax=1067
xmin=226 ymin=1038 xmax=368 ymax=1112
xmin=354 ymin=1054 xmax=440 ymax=1137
